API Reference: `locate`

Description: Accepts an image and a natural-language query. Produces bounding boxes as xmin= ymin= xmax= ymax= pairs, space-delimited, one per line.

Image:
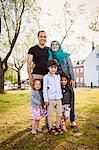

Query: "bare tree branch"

xmin=61 ymin=2 xmax=85 ymax=44
xmin=2 ymin=0 xmax=25 ymax=65
xmin=61 ymin=20 xmax=74 ymax=44
xmin=1 ymin=0 xmax=11 ymax=45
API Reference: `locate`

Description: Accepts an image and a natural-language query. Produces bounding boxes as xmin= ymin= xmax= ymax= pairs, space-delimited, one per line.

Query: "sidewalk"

xmin=5 ymin=89 xmax=30 ymax=94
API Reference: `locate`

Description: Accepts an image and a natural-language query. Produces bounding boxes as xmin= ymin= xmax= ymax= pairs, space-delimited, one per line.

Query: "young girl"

xmin=60 ymin=73 xmax=73 ymax=133
xmin=48 ymin=41 xmax=78 ymax=128
xmin=43 ymin=59 xmax=63 ymax=135
xmin=30 ymin=79 xmax=43 ymax=134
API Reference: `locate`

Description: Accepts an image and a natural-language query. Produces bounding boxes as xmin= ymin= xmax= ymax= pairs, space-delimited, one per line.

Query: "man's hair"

xmin=47 ymin=59 xmax=59 ymax=67
xmin=38 ymin=30 xmax=45 ymax=37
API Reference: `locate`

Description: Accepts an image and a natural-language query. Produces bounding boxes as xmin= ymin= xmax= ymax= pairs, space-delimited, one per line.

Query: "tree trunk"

xmin=0 ymin=62 xmax=4 ymax=93
xmin=18 ymin=71 xmax=21 ymax=89
xmin=0 ymin=0 xmax=25 ymax=92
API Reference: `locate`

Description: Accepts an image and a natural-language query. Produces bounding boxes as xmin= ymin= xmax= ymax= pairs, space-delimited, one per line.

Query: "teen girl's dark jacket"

xmin=61 ymin=85 xmax=74 ymax=107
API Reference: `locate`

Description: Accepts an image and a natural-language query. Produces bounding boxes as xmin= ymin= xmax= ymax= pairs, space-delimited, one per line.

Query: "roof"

xmin=73 ymin=60 xmax=84 ymax=67
xmin=83 ymin=46 xmax=99 ymax=63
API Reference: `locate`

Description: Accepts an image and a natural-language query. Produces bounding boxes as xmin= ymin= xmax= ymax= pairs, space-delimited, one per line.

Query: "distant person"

xmin=48 ymin=41 xmax=78 ymax=128
xmin=43 ymin=59 xmax=63 ymax=135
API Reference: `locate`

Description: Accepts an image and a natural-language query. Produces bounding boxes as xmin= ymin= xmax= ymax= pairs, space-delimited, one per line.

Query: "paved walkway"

xmin=5 ymin=87 xmax=99 ymax=94
xmin=5 ymin=89 xmax=30 ymax=94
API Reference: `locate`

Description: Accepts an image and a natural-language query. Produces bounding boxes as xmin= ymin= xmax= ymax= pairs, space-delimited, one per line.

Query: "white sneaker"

xmin=31 ymin=130 xmax=37 ymax=135
xmin=36 ymin=128 xmax=42 ymax=133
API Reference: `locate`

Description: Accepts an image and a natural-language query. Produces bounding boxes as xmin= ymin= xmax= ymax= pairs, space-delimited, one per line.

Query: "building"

xmin=83 ymin=47 xmax=99 ymax=87
xmin=73 ymin=47 xmax=99 ymax=87
xmin=73 ymin=60 xmax=84 ymax=87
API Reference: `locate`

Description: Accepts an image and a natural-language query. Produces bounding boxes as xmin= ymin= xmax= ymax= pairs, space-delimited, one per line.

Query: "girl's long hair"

xmin=60 ymin=72 xmax=71 ymax=89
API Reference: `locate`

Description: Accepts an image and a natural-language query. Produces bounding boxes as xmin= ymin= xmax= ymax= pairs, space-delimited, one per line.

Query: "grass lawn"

xmin=0 ymin=88 xmax=99 ymax=150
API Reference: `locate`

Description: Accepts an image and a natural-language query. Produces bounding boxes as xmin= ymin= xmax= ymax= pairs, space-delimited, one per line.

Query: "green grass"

xmin=0 ymin=93 xmax=30 ymax=113
xmin=0 ymin=88 xmax=99 ymax=150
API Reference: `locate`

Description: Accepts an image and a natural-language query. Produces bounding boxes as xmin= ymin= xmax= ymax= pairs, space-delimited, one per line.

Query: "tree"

xmin=89 ymin=10 xmax=99 ymax=32
xmin=0 ymin=0 xmax=26 ymax=93
xmin=11 ymin=49 xmax=27 ymax=88
xmin=0 ymin=0 xmax=40 ymax=93
xmin=61 ymin=2 xmax=85 ymax=44
xmin=4 ymin=66 xmax=17 ymax=83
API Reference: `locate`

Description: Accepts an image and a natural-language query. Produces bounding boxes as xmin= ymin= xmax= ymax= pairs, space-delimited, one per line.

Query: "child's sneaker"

xmin=36 ymin=128 xmax=42 ymax=133
xmin=31 ymin=129 xmax=37 ymax=135
xmin=48 ymin=128 xmax=55 ymax=135
xmin=42 ymin=124 xmax=49 ymax=131
xmin=29 ymin=125 xmax=32 ymax=131
xmin=61 ymin=125 xmax=67 ymax=133
xmin=55 ymin=128 xmax=64 ymax=135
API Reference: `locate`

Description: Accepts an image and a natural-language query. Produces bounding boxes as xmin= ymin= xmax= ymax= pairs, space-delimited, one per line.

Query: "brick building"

xmin=73 ymin=60 xmax=84 ymax=87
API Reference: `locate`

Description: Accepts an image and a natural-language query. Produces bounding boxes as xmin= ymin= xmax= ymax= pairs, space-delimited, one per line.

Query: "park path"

xmin=6 ymin=89 xmax=30 ymax=94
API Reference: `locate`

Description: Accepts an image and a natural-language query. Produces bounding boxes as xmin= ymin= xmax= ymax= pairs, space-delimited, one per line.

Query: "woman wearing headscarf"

xmin=48 ymin=40 xmax=78 ymax=128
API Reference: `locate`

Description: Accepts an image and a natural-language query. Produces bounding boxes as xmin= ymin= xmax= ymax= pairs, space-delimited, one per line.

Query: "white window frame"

xmin=76 ymin=68 xmax=79 ymax=73
xmin=76 ymin=77 xmax=79 ymax=83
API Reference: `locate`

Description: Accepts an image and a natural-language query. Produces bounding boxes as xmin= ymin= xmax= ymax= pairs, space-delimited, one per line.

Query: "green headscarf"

xmin=48 ymin=41 xmax=69 ymax=65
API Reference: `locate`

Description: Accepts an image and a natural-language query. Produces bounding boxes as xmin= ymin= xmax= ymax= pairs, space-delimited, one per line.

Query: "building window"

xmin=76 ymin=77 xmax=79 ymax=83
xmin=76 ymin=68 xmax=79 ymax=73
xmin=96 ymin=53 xmax=99 ymax=58
xmin=80 ymin=77 xmax=83 ymax=83
xmin=80 ymin=68 xmax=83 ymax=73
xmin=96 ymin=65 xmax=99 ymax=71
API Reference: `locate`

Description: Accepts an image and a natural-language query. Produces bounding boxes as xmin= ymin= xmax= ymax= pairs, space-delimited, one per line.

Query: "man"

xmin=27 ymin=30 xmax=49 ymax=86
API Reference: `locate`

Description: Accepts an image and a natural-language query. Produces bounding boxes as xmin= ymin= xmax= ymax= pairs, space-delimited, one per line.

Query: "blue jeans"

xmin=70 ymin=88 xmax=75 ymax=122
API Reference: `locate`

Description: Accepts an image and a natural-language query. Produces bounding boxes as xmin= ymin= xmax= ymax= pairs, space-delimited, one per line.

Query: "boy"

xmin=43 ymin=59 xmax=63 ymax=135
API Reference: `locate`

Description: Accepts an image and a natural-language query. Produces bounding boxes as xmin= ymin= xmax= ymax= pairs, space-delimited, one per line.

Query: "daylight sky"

xmin=39 ymin=0 xmax=99 ymax=60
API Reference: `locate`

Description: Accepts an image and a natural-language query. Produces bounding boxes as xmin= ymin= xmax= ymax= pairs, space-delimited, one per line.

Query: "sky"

xmin=39 ymin=0 xmax=99 ymax=60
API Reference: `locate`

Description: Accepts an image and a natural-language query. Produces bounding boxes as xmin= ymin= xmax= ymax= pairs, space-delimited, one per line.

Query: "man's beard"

xmin=40 ymin=41 xmax=46 ymax=46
